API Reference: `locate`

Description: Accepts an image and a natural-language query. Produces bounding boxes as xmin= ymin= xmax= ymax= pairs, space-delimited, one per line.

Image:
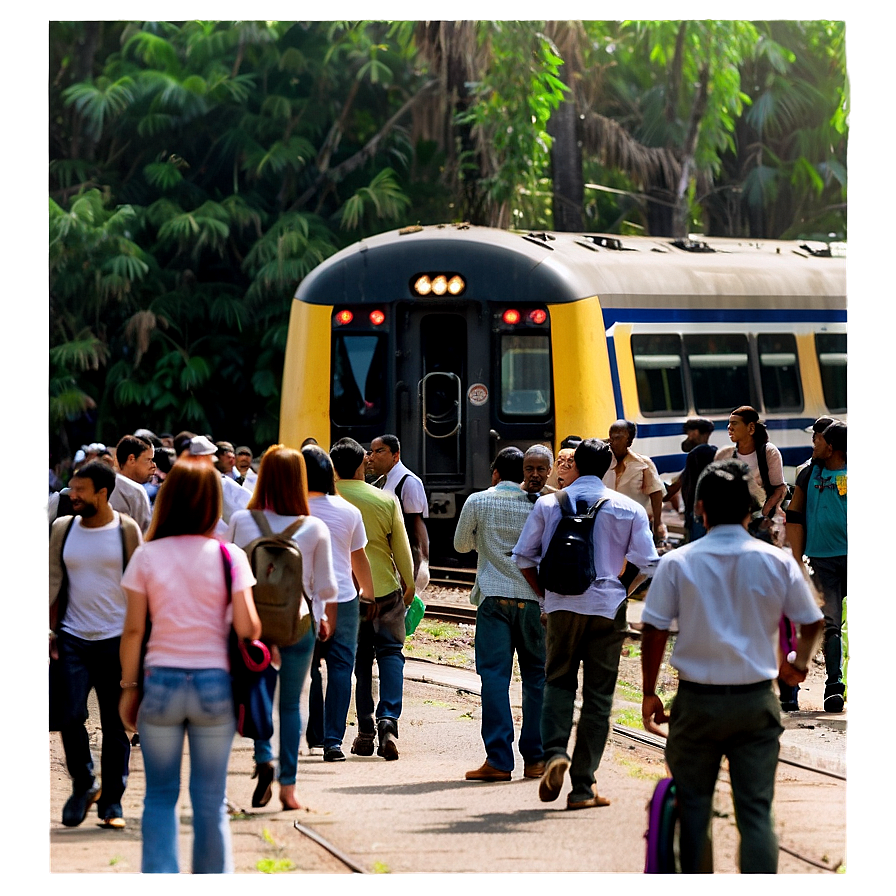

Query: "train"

xmin=279 ymin=223 xmax=846 ymax=558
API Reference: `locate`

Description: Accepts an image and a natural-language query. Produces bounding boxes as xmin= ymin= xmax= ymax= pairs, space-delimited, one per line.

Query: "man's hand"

xmin=641 ymin=694 xmax=669 ymax=737
xmin=49 ymin=633 xmax=59 ymax=661
xmin=360 ymin=600 xmax=379 ymax=623
xmin=778 ymin=659 xmax=808 ymax=687
xmin=402 ymin=586 xmax=415 ymax=608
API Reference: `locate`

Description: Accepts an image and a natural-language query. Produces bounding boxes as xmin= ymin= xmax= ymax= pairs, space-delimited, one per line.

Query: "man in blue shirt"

xmin=785 ymin=421 xmax=848 ymax=712
xmin=513 ymin=438 xmax=659 ymax=809
xmin=454 ymin=447 xmax=545 ymax=782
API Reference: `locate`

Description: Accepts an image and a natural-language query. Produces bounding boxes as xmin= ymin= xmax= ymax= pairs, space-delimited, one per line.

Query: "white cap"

xmin=189 ymin=435 xmax=217 ymax=456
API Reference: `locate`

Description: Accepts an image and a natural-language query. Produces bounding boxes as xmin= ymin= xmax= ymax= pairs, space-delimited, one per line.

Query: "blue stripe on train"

xmin=600 ymin=308 xmax=847 ymax=326
xmin=651 ymin=445 xmax=813 ymax=476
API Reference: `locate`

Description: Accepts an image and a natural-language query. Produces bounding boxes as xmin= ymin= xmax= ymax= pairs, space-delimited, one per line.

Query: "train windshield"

xmin=499 ymin=333 xmax=551 ymax=417
xmin=331 ymin=333 xmax=388 ymax=425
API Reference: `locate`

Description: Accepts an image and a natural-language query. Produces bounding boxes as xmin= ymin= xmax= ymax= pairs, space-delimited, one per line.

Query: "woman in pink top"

xmin=119 ymin=458 xmax=261 ymax=874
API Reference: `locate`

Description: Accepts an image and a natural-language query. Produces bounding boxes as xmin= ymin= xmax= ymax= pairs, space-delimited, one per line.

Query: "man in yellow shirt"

xmin=331 ymin=438 xmax=414 ymax=760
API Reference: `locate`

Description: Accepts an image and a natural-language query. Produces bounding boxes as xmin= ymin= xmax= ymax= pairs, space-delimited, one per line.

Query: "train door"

xmin=393 ymin=304 xmax=492 ymax=516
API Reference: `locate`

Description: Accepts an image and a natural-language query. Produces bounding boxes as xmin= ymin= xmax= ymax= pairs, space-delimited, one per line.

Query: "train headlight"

xmin=432 ymin=275 xmax=448 ymax=296
xmin=334 ymin=309 xmax=354 ymax=325
xmin=414 ymin=276 xmax=432 ymax=295
xmin=412 ymin=273 xmax=466 ymax=297
xmin=502 ymin=309 xmax=521 ymax=325
xmin=528 ymin=309 xmax=547 ymax=325
xmin=447 ymin=275 xmax=465 ymax=295
xmin=369 ymin=309 xmax=385 ymax=326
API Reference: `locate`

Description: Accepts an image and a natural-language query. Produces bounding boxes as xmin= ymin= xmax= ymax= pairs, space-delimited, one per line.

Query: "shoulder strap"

xmin=220 ymin=542 xmax=232 ymax=603
xmin=119 ymin=518 xmax=127 ymax=570
xmin=250 ymin=509 xmax=273 ymax=537
xmin=555 ymin=488 xmax=574 ymax=517
xmin=394 ymin=473 xmax=411 ymax=508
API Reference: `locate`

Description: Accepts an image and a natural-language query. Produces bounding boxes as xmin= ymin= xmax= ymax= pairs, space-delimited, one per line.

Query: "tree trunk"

xmin=549 ymin=63 xmax=584 ymax=232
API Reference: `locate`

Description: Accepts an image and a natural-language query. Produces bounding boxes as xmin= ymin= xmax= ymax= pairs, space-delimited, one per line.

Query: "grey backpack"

xmin=244 ymin=511 xmax=312 ymax=646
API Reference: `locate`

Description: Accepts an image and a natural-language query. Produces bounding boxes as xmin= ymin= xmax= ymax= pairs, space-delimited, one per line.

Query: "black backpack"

xmin=538 ymin=490 xmax=608 ymax=596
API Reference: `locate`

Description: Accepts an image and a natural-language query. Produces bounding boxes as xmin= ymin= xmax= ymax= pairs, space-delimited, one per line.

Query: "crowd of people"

xmin=48 ymin=407 xmax=847 ymax=874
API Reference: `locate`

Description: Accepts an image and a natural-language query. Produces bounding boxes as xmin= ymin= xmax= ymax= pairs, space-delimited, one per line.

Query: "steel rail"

xmin=293 ymin=820 xmax=368 ymax=873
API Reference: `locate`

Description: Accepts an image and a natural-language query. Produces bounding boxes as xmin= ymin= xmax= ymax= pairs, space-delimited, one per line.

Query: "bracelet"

xmin=120 ymin=680 xmax=139 ymax=689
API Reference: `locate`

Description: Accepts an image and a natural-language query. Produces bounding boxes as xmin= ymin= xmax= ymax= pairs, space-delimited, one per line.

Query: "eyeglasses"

xmin=366 ymin=447 xmax=390 ymax=456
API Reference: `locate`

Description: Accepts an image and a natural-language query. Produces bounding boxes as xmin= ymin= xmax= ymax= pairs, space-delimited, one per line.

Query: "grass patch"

xmin=618 ymin=758 xmax=664 ymax=781
xmin=109 ymin=856 xmax=123 ymax=866
xmin=614 ymin=707 xmax=644 ymax=730
xmin=372 ymin=861 xmax=391 ymax=873
xmin=423 ymin=700 xmax=454 ymax=709
xmin=256 ymin=858 xmax=295 ymax=873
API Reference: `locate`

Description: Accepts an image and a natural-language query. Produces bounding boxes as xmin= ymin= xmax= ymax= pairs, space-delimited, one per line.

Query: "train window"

xmin=758 ymin=333 xmax=803 ymax=412
xmin=685 ymin=333 xmax=751 ymax=414
xmin=631 ymin=334 xmax=686 ymax=414
xmin=815 ymin=332 xmax=847 ymax=413
xmin=331 ymin=333 xmax=387 ymax=426
xmin=499 ymin=333 xmax=551 ymax=417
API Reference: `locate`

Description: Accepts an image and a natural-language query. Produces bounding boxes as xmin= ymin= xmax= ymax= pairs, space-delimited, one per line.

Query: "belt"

xmin=678 ymin=679 xmax=772 ymax=695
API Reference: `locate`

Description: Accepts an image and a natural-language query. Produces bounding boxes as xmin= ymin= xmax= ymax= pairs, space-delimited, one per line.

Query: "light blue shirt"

xmin=453 ymin=481 xmax=535 ymax=606
xmin=513 ymin=476 xmax=659 ymax=618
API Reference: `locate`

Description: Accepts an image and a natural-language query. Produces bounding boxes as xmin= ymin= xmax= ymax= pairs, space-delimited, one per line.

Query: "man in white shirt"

xmin=110 ymin=435 xmax=155 ymax=533
xmin=49 ymin=462 xmax=143 ymax=829
xmin=513 ymin=438 xmax=660 ymax=810
xmin=366 ymin=434 xmax=430 ymax=592
xmin=640 ymin=458 xmax=824 ymax=873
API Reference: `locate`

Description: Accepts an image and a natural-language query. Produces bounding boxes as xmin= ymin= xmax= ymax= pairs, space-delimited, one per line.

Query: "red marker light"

xmin=369 ymin=309 xmax=385 ymax=326
xmin=335 ymin=310 xmax=354 ymax=325
xmin=529 ymin=309 xmax=547 ymax=325
xmin=502 ymin=309 xmax=521 ymax=325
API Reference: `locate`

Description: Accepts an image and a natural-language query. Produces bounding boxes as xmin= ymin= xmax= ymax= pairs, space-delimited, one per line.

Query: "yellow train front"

xmin=280 ymin=224 xmax=846 ymax=559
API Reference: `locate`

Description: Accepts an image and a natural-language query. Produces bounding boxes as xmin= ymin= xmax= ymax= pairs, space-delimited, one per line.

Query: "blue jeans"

xmin=354 ymin=590 xmax=406 ymax=732
xmin=138 ymin=667 xmax=236 ymax=874
xmin=307 ymin=598 xmax=360 ymax=750
xmin=57 ymin=632 xmax=130 ymax=815
xmin=253 ymin=626 xmax=315 ymax=784
xmin=475 ymin=597 xmax=545 ymax=771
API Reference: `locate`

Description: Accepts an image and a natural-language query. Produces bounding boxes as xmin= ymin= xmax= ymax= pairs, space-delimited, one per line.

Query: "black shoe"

xmin=350 ymin=732 xmax=376 ymax=756
xmin=377 ymin=720 xmax=399 ymax=761
xmin=251 ymin=761 xmax=276 ymax=808
xmin=780 ymin=701 xmax=800 ymax=712
xmin=62 ymin=781 xmax=102 ymax=827
xmin=324 ymin=748 xmax=346 ymax=762
xmin=130 ymin=733 xmax=140 ymax=747
xmin=824 ymin=683 xmax=846 ymax=713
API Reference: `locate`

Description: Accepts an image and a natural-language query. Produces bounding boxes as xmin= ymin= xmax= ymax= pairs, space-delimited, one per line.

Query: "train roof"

xmin=294 ymin=223 xmax=846 ymax=309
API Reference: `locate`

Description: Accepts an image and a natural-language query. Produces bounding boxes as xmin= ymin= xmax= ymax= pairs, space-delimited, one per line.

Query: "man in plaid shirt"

xmin=454 ymin=446 xmax=547 ymax=783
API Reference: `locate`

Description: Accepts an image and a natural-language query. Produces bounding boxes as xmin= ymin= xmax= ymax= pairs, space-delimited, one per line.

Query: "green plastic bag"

xmin=405 ymin=593 xmax=426 ymax=636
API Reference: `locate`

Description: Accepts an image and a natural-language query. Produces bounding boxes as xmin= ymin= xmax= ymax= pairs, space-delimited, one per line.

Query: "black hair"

xmin=173 ymin=431 xmax=195 ymax=456
xmin=730 ymin=406 xmax=778 ymax=499
xmin=70 ymin=460 xmax=117 ymax=497
xmin=684 ymin=417 xmax=714 ymax=435
xmin=573 ymin=438 xmax=613 ymax=478
xmin=695 ymin=459 xmax=753 ymax=527
xmin=560 ymin=434 xmax=583 ymax=449
xmin=491 ymin=446 xmax=524 ymax=482
xmin=377 ymin=433 xmax=401 ymax=454
xmin=302 ymin=444 xmax=337 ymax=495
xmin=153 ymin=447 xmax=176 ymax=474
xmin=821 ymin=421 xmax=847 ymax=455
xmin=115 ymin=435 xmax=153 ymax=468
xmin=329 ymin=437 xmax=366 ymax=480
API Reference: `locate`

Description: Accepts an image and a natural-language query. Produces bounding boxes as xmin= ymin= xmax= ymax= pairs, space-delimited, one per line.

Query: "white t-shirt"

xmin=642 ymin=524 xmax=823 ymax=684
xmin=121 ymin=535 xmax=256 ymax=671
xmin=383 ymin=461 xmax=429 ymax=517
xmin=61 ymin=512 xmax=141 ymax=640
xmin=221 ymin=474 xmax=252 ymax=523
xmin=225 ymin=510 xmax=338 ymax=621
xmin=308 ymin=494 xmax=368 ymax=603
xmin=715 ymin=442 xmax=785 ymax=516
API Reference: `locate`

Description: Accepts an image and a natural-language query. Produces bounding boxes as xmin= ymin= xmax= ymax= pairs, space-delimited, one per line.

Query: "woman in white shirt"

xmin=119 ymin=457 xmax=261 ymax=873
xmin=301 ymin=444 xmax=374 ymax=762
xmin=226 ymin=445 xmax=338 ymax=810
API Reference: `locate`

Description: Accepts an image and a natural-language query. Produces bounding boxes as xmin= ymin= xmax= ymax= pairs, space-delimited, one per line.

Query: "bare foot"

xmin=279 ymin=784 xmax=302 ymax=810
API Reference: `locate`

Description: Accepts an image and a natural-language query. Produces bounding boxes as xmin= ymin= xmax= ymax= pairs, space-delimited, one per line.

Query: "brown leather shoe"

xmin=523 ymin=761 xmax=546 ymax=779
xmin=538 ymin=755 xmax=569 ymax=802
xmin=465 ymin=760 xmax=511 ymax=782
xmin=567 ymin=785 xmax=611 ymax=810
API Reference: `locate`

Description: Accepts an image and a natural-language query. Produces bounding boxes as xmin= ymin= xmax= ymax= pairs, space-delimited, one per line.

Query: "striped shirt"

xmin=453 ymin=481 xmax=536 ymax=607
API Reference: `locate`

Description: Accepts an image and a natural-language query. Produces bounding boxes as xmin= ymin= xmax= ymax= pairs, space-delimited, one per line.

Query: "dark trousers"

xmin=354 ymin=590 xmax=406 ymax=732
xmin=57 ymin=632 xmax=131 ymax=813
xmin=540 ymin=603 xmax=627 ymax=802
xmin=808 ymin=555 xmax=847 ymax=686
xmin=665 ymin=683 xmax=782 ymax=873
